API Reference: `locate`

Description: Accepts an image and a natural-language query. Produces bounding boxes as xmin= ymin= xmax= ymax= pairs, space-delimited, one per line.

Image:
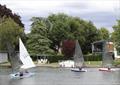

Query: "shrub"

xmin=84 ymin=53 xmax=102 ymax=61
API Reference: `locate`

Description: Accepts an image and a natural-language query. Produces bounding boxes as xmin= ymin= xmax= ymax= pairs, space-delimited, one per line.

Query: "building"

xmin=92 ymin=40 xmax=120 ymax=59
xmin=0 ymin=51 xmax=8 ymax=63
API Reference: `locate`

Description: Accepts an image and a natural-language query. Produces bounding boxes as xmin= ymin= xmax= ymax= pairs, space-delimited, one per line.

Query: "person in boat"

xmin=19 ymin=72 xmax=23 ymax=77
xmin=78 ymin=67 xmax=82 ymax=70
xmin=108 ymin=67 xmax=111 ymax=70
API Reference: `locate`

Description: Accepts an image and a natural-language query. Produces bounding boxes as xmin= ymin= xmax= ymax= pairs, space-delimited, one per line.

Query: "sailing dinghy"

xmin=71 ymin=40 xmax=87 ymax=72
xmin=10 ymin=38 xmax=36 ymax=79
xmin=98 ymin=41 xmax=115 ymax=72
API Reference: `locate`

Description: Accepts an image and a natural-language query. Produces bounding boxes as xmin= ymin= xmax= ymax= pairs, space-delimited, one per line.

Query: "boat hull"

xmin=71 ymin=68 xmax=87 ymax=72
xmin=99 ymin=68 xmax=115 ymax=72
xmin=10 ymin=72 xmax=35 ymax=79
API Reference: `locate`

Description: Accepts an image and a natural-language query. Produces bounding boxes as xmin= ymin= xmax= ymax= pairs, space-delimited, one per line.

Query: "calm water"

xmin=0 ymin=67 xmax=120 ymax=85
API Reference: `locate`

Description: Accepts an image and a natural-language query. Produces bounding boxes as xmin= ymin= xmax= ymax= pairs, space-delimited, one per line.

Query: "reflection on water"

xmin=0 ymin=67 xmax=120 ymax=85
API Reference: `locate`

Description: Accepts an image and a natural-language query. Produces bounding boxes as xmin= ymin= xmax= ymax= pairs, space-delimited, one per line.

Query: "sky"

xmin=0 ymin=0 xmax=120 ymax=33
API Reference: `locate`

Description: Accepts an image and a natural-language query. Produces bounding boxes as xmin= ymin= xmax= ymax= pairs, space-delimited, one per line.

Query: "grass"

xmin=85 ymin=61 xmax=102 ymax=67
xmin=0 ymin=62 xmax=11 ymax=68
xmin=1 ymin=60 xmax=120 ymax=68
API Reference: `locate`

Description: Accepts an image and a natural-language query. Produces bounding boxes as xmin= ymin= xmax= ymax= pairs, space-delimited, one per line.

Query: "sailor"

xmin=108 ymin=67 xmax=111 ymax=70
xmin=79 ymin=67 xmax=82 ymax=70
xmin=19 ymin=72 xmax=23 ymax=77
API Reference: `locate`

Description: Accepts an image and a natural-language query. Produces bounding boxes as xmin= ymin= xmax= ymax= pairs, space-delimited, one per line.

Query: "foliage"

xmin=28 ymin=13 xmax=109 ymax=58
xmin=48 ymin=13 xmax=100 ymax=55
xmin=27 ymin=17 xmax=55 ymax=56
xmin=0 ymin=17 xmax=23 ymax=50
xmin=98 ymin=27 xmax=109 ymax=40
xmin=111 ymin=20 xmax=120 ymax=54
xmin=0 ymin=17 xmax=24 ymax=69
xmin=62 ymin=40 xmax=75 ymax=58
xmin=84 ymin=53 xmax=102 ymax=61
xmin=113 ymin=59 xmax=120 ymax=66
xmin=0 ymin=4 xmax=24 ymax=27
xmin=80 ymin=21 xmax=100 ymax=54
xmin=0 ymin=4 xmax=25 ymax=51
xmin=47 ymin=55 xmax=65 ymax=63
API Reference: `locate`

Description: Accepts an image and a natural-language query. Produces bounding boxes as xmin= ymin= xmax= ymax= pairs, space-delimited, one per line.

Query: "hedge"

xmin=84 ymin=54 xmax=102 ymax=61
xmin=31 ymin=53 xmax=102 ymax=63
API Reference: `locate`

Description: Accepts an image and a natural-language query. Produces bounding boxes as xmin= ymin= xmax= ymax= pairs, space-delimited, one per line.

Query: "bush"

xmin=113 ymin=59 xmax=120 ymax=66
xmin=47 ymin=55 xmax=65 ymax=63
xmin=31 ymin=54 xmax=65 ymax=63
xmin=31 ymin=53 xmax=102 ymax=63
xmin=84 ymin=53 xmax=102 ymax=61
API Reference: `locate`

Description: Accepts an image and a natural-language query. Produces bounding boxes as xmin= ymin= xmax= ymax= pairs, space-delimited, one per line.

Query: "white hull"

xmin=71 ymin=68 xmax=87 ymax=72
xmin=99 ymin=68 xmax=116 ymax=72
xmin=10 ymin=72 xmax=35 ymax=79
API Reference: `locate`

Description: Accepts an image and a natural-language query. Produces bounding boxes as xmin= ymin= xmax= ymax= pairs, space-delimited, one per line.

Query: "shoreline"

xmin=0 ymin=62 xmax=120 ymax=68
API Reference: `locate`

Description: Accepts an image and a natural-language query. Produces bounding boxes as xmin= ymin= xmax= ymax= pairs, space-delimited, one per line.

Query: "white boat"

xmin=71 ymin=40 xmax=87 ymax=72
xmin=59 ymin=60 xmax=74 ymax=67
xmin=10 ymin=72 xmax=35 ymax=79
xmin=99 ymin=68 xmax=116 ymax=72
xmin=10 ymin=38 xmax=36 ymax=79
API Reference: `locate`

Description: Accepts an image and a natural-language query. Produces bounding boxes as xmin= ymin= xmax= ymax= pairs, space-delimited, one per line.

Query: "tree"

xmin=80 ymin=21 xmax=100 ymax=54
xmin=0 ymin=4 xmax=24 ymax=27
xmin=48 ymin=13 xmax=100 ymax=55
xmin=111 ymin=20 xmax=120 ymax=52
xmin=48 ymin=14 xmax=85 ymax=54
xmin=0 ymin=4 xmax=25 ymax=51
xmin=62 ymin=40 xmax=75 ymax=58
xmin=0 ymin=17 xmax=24 ymax=69
xmin=98 ymin=27 xmax=109 ymax=40
xmin=27 ymin=17 xmax=55 ymax=56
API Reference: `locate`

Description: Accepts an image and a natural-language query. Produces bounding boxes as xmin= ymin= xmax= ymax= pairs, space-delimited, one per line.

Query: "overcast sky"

xmin=1 ymin=0 xmax=120 ymax=33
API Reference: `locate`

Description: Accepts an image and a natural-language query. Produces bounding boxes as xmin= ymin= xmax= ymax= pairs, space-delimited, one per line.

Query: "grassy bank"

xmin=0 ymin=61 xmax=102 ymax=68
xmin=1 ymin=60 xmax=120 ymax=68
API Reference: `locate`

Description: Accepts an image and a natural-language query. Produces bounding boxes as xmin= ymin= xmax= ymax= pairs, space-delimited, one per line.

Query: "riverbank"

xmin=0 ymin=61 xmax=104 ymax=68
xmin=0 ymin=61 xmax=120 ymax=68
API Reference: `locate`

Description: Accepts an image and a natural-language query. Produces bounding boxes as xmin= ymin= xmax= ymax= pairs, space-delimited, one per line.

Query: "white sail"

xmin=19 ymin=38 xmax=35 ymax=69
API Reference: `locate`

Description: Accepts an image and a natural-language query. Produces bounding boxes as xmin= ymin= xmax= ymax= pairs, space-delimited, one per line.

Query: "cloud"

xmin=0 ymin=0 xmax=119 ymax=33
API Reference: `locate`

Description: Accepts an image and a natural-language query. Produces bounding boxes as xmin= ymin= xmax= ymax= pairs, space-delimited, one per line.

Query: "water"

xmin=0 ymin=67 xmax=120 ymax=85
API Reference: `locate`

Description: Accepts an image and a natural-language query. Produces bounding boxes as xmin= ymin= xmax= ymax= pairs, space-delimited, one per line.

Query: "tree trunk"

xmin=6 ymin=42 xmax=21 ymax=72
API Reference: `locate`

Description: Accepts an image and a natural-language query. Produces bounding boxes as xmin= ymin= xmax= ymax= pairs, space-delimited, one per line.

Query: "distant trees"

xmin=98 ymin=27 xmax=109 ymax=40
xmin=27 ymin=17 xmax=55 ymax=56
xmin=111 ymin=20 xmax=120 ymax=52
xmin=48 ymin=14 xmax=100 ymax=54
xmin=28 ymin=13 xmax=102 ymax=58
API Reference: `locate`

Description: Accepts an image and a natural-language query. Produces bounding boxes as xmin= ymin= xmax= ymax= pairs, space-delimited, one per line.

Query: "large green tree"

xmin=98 ymin=27 xmax=109 ymax=40
xmin=0 ymin=4 xmax=25 ymax=51
xmin=111 ymin=20 xmax=120 ymax=53
xmin=0 ymin=4 xmax=24 ymax=27
xmin=27 ymin=17 xmax=55 ymax=56
xmin=48 ymin=14 xmax=85 ymax=53
xmin=0 ymin=17 xmax=24 ymax=69
xmin=48 ymin=13 xmax=100 ymax=54
xmin=81 ymin=21 xmax=100 ymax=54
